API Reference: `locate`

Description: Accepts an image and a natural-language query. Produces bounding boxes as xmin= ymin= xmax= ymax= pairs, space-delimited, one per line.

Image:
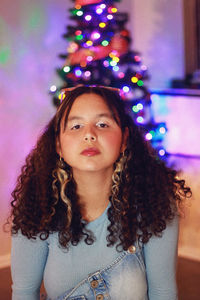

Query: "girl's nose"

xmin=84 ymin=134 xmax=96 ymax=142
xmin=83 ymin=126 xmax=97 ymax=142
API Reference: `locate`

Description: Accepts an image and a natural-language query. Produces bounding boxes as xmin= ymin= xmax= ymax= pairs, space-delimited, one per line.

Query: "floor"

xmin=0 ymin=257 xmax=200 ymax=300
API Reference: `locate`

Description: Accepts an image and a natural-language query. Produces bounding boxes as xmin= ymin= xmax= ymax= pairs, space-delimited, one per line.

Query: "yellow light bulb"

xmin=86 ymin=40 xmax=93 ymax=46
xmin=131 ymin=76 xmax=138 ymax=83
xmin=99 ymin=22 xmax=106 ymax=28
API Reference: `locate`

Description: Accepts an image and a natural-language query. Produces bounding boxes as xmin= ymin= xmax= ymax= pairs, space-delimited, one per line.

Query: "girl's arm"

xmin=143 ymin=217 xmax=179 ymax=300
xmin=11 ymin=231 xmax=49 ymax=300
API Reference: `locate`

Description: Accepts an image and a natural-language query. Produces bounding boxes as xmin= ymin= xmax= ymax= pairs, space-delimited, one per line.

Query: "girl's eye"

xmin=96 ymin=122 xmax=108 ymax=128
xmin=71 ymin=124 xmax=82 ymax=130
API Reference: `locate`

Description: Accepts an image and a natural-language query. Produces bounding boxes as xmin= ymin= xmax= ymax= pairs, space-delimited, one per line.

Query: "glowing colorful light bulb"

xmin=141 ymin=65 xmax=147 ymax=70
xmin=159 ymin=127 xmax=166 ymax=134
xmin=102 ymin=40 xmax=109 ymax=46
xmin=87 ymin=56 xmax=93 ymax=62
xmin=107 ymin=14 xmax=113 ymax=20
xmin=123 ymin=86 xmax=130 ymax=93
xmin=85 ymin=15 xmax=92 ymax=21
xmin=118 ymin=72 xmax=125 ymax=78
xmin=137 ymin=103 xmax=143 ymax=110
xmin=63 ymin=66 xmax=70 ymax=73
xmin=145 ymin=133 xmax=152 ymax=140
xmin=99 ymin=22 xmax=106 ymax=28
xmin=50 ymin=85 xmax=57 ymax=92
xmin=58 ymin=93 xmax=66 ymax=101
xmin=137 ymin=80 xmax=144 ymax=86
xmin=100 ymin=4 xmax=106 ymax=9
xmin=159 ymin=149 xmax=166 ymax=156
xmin=76 ymin=10 xmax=83 ymax=16
xmin=131 ymin=76 xmax=138 ymax=83
xmin=132 ymin=105 xmax=139 ymax=113
xmin=134 ymin=55 xmax=141 ymax=62
xmin=96 ymin=8 xmax=103 ymax=14
xmin=75 ymin=69 xmax=82 ymax=77
xmin=84 ymin=71 xmax=91 ymax=77
xmin=137 ymin=116 xmax=144 ymax=123
xmin=103 ymin=60 xmax=109 ymax=67
xmin=113 ymin=66 xmax=119 ymax=72
xmin=86 ymin=40 xmax=93 ymax=46
xmin=75 ymin=30 xmax=82 ymax=35
xmin=91 ymin=32 xmax=101 ymax=40
xmin=110 ymin=61 xmax=117 ymax=66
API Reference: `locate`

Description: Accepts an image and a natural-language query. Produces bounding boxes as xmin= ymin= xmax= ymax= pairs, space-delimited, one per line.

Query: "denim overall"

xmin=54 ymin=241 xmax=148 ymax=300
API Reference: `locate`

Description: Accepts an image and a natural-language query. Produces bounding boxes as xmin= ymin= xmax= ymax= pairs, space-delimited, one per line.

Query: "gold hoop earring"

xmin=57 ymin=156 xmax=67 ymax=169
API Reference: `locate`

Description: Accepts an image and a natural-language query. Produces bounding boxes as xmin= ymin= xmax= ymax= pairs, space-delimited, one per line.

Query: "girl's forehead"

xmin=60 ymin=93 xmax=120 ymax=129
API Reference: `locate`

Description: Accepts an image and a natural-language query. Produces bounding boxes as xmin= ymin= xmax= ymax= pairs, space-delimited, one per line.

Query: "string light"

xmin=108 ymin=7 xmax=117 ymax=13
xmin=159 ymin=149 xmax=166 ymax=156
xmin=137 ymin=80 xmax=144 ymax=86
xmin=50 ymin=85 xmax=57 ymax=92
xmin=107 ymin=14 xmax=113 ymax=20
xmin=63 ymin=66 xmax=70 ymax=73
xmin=123 ymin=86 xmax=130 ymax=93
xmin=149 ymin=130 xmax=155 ymax=137
xmin=91 ymin=32 xmax=101 ymax=40
xmin=134 ymin=55 xmax=141 ymax=62
xmin=137 ymin=116 xmax=144 ymax=123
xmin=118 ymin=72 xmax=125 ymax=78
xmin=75 ymin=4 xmax=81 ymax=9
xmin=99 ymin=22 xmax=106 ymax=28
xmin=86 ymin=40 xmax=93 ymax=46
xmin=110 ymin=61 xmax=117 ymax=66
xmin=141 ymin=65 xmax=147 ymax=70
xmin=111 ymin=7 xmax=117 ymax=13
xmin=75 ymin=69 xmax=82 ymax=76
xmin=85 ymin=15 xmax=92 ymax=21
xmin=87 ymin=55 xmax=93 ymax=62
xmin=67 ymin=42 xmax=78 ymax=53
xmin=96 ymin=8 xmax=103 ymax=14
xmin=137 ymin=103 xmax=143 ymax=110
xmin=84 ymin=70 xmax=91 ymax=77
xmin=132 ymin=105 xmax=139 ymax=113
xmin=76 ymin=34 xmax=83 ymax=40
xmin=159 ymin=127 xmax=166 ymax=134
xmin=145 ymin=133 xmax=152 ymax=140
xmin=101 ymin=40 xmax=109 ymax=46
xmin=113 ymin=66 xmax=119 ymax=72
xmin=76 ymin=10 xmax=83 ymax=16
xmin=103 ymin=60 xmax=109 ymax=67
xmin=58 ymin=93 xmax=66 ymax=101
xmin=100 ymin=4 xmax=106 ymax=9
xmin=112 ymin=57 xmax=119 ymax=62
xmin=131 ymin=76 xmax=138 ymax=83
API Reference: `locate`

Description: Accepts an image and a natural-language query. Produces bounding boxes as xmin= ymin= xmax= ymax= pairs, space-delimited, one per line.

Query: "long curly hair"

xmin=10 ymin=86 xmax=191 ymax=250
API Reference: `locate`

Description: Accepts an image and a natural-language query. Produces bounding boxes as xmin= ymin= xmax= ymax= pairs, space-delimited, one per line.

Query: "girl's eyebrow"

xmin=67 ymin=113 xmax=114 ymax=122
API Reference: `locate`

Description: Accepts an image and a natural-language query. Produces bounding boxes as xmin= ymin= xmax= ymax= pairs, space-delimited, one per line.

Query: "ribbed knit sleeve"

xmin=11 ymin=232 xmax=49 ymax=300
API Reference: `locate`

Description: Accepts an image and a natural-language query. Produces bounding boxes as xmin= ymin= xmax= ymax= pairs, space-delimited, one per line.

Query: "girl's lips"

xmin=81 ymin=148 xmax=100 ymax=156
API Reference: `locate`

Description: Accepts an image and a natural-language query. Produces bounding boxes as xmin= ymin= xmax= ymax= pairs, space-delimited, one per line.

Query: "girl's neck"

xmin=72 ymin=169 xmax=112 ymax=221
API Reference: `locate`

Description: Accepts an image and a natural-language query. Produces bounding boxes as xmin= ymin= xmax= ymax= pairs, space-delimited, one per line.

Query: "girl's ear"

xmin=56 ymin=138 xmax=61 ymax=155
xmin=121 ymin=127 xmax=129 ymax=152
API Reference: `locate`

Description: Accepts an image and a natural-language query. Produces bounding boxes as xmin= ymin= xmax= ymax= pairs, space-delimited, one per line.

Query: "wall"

xmin=151 ymin=92 xmax=200 ymax=261
xmin=0 ymin=0 xmax=69 ymax=266
xmin=131 ymin=0 xmax=185 ymax=89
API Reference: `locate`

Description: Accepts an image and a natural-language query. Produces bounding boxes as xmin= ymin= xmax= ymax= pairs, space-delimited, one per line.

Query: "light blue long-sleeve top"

xmin=11 ymin=205 xmax=179 ymax=300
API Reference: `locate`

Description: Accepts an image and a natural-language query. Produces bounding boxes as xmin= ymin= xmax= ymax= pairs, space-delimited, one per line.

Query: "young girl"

xmin=10 ymin=85 xmax=190 ymax=300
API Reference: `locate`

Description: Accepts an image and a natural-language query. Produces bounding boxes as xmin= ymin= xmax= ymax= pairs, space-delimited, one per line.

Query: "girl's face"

xmin=57 ymin=93 xmax=127 ymax=176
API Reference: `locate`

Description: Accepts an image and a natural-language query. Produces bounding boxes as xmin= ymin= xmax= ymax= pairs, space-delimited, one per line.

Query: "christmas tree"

xmin=50 ymin=0 xmax=167 ymax=157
